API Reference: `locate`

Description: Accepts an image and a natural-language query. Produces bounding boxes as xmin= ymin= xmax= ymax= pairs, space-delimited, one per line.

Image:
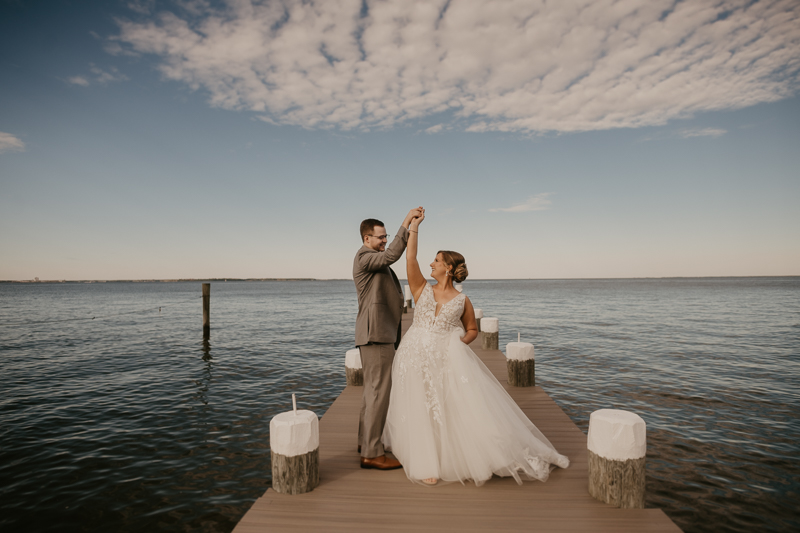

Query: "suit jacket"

xmin=353 ymin=226 xmax=409 ymax=347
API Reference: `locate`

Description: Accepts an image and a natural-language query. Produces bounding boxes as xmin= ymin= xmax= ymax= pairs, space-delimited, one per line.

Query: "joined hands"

xmin=405 ymin=206 xmax=425 ymax=232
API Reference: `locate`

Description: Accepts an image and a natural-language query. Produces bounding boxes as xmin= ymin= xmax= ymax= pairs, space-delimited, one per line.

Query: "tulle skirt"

xmin=383 ymin=327 xmax=569 ymax=486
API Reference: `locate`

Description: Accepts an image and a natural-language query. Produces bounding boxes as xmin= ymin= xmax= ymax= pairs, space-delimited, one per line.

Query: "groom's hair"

xmin=360 ymin=218 xmax=384 ymax=243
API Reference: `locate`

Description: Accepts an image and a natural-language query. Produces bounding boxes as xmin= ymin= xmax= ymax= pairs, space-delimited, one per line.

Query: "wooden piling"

xmin=506 ymin=340 xmax=535 ymax=387
xmin=482 ymin=331 xmax=498 ymax=350
xmin=202 ymin=283 xmax=210 ymax=338
xmin=587 ymin=409 xmax=647 ymax=509
xmin=508 ymin=359 xmax=535 ymax=387
xmin=345 ymin=348 xmax=364 ymax=386
xmin=587 ymin=451 xmax=646 ymax=509
xmin=271 ymin=448 xmax=320 ymax=495
xmin=481 ymin=317 xmax=499 ymax=350
xmin=270 ymin=409 xmax=320 ymax=495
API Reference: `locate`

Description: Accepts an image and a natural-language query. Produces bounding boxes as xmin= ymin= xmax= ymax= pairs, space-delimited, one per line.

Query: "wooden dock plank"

xmin=233 ymin=311 xmax=681 ymax=532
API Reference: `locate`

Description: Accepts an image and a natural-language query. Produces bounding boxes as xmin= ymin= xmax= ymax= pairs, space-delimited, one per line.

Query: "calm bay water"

xmin=1 ymin=278 xmax=798 ymax=532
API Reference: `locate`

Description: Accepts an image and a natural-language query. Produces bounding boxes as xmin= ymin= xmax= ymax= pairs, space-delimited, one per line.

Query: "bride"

xmin=383 ymin=209 xmax=569 ymax=486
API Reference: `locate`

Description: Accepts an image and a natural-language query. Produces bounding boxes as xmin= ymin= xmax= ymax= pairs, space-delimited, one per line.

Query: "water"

xmin=1 ymin=279 xmax=798 ymax=532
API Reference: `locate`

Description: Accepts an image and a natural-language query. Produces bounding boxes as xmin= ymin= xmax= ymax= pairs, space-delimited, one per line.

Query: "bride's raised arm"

xmin=406 ymin=210 xmax=426 ymax=302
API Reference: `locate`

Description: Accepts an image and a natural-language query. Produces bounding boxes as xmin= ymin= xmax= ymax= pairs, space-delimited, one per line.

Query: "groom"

xmin=353 ymin=207 xmax=422 ymax=470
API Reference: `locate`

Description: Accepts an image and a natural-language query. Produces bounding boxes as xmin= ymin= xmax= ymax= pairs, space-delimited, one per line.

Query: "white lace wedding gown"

xmin=383 ymin=283 xmax=569 ymax=486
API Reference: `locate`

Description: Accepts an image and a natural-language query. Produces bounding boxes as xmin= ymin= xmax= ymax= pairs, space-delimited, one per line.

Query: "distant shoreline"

xmin=0 ymin=278 xmax=322 ymax=284
xmin=2 ymin=276 xmax=797 ymax=284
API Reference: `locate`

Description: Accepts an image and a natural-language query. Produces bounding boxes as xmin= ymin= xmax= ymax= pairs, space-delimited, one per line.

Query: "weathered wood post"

xmin=202 ymin=283 xmax=210 ymax=339
xmin=481 ymin=317 xmax=499 ymax=350
xmin=474 ymin=308 xmax=483 ymax=331
xmin=505 ymin=335 xmax=535 ymax=387
xmin=403 ymin=285 xmax=412 ymax=313
xmin=270 ymin=395 xmax=320 ymax=495
xmin=587 ymin=409 xmax=646 ymax=509
xmin=345 ymin=348 xmax=363 ymax=386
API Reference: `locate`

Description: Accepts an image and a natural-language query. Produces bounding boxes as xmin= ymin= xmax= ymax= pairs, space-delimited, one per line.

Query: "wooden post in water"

xmin=202 ymin=283 xmax=210 ymax=339
xmin=587 ymin=409 xmax=646 ymax=509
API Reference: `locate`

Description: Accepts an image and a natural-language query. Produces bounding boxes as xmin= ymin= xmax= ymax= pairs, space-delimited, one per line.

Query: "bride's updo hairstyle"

xmin=438 ymin=250 xmax=469 ymax=283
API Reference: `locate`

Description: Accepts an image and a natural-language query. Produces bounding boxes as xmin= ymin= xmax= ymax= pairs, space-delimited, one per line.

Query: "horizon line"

xmin=2 ymin=275 xmax=798 ymax=284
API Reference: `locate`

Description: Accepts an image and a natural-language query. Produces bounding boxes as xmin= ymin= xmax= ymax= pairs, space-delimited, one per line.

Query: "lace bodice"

xmin=412 ymin=284 xmax=466 ymax=333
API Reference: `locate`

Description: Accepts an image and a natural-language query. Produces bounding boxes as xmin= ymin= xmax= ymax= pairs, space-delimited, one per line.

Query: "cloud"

xmin=90 ymin=65 xmax=128 ymax=84
xmin=490 ymin=193 xmax=553 ymax=213
xmin=424 ymin=124 xmax=444 ymax=134
xmin=113 ymin=0 xmax=800 ymax=133
xmin=67 ymin=65 xmax=129 ymax=87
xmin=127 ymin=0 xmax=156 ymax=15
xmin=0 ymin=132 xmax=26 ymax=153
xmin=67 ymin=76 xmax=90 ymax=86
xmin=679 ymin=127 xmax=727 ymax=138
xmin=638 ymin=125 xmax=728 ymax=141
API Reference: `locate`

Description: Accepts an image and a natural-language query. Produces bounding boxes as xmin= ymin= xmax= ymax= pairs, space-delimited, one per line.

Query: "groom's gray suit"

xmin=353 ymin=225 xmax=409 ymax=458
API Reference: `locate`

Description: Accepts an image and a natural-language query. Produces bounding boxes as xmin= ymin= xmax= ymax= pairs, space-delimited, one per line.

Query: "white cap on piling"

xmin=481 ymin=317 xmax=499 ymax=333
xmin=345 ymin=348 xmax=362 ymax=369
xmin=403 ymin=285 xmax=412 ymax=300
xmin=505 ymin=342 xmax=534 ymax=361
xmin=473 ymin=308 xmax=483 ymax=319
xmin=587 ymin=409 xmax=646 ymax=461
xmin=270 ymin=410 xmax=319 ymax=457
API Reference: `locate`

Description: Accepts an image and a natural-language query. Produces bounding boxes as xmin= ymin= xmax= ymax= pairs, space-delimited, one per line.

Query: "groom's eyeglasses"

xmin=368 ymin=234 xmax=390 ymax=240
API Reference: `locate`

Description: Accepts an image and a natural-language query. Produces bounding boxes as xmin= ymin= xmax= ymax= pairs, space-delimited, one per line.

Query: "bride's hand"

xmin=410 ymin=209 xmax=425 ymax=230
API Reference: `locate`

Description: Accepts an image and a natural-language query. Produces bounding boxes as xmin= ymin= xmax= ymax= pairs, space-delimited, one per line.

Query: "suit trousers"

xmin=358 ymin=343 xmax=396 ymax=458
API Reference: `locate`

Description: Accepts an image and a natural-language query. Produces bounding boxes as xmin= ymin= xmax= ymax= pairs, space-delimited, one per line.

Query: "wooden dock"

xmin=233 ymin=312 xmax=681 ymax=532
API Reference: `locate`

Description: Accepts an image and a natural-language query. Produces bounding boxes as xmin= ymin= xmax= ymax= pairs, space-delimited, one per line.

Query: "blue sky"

xmin=1 ymin=0 xmax=798 ymax=280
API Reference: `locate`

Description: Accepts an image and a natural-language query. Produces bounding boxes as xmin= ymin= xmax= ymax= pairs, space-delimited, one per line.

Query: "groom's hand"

xmin=403 ymin=207 xmax=424 ymax=228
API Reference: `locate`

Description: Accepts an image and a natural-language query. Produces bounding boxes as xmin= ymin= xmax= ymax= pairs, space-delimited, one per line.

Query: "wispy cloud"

xmin=0 ymin=132 xmax=26 ymax=153
xmin=113 ymin=0 xmax=800 ymax=133
xmin=127 ymin=0 xmax=156 ymax=16
xmin=424 ymin=124 xmax=444 ymax=134
xmin=639 ymin=125 xmax=729 ymax=142
xmin=67 ymin=76 xmax=90 ymax=87
xmin=490 ymin=193 xmax=553 ymax=213
xmin=679 ymin=127 xmax=728 ymax=138
xmin=90 ymin=65 xmax=128 ymax=84
xmin=67 ymin=65 xmax=128 ymax=87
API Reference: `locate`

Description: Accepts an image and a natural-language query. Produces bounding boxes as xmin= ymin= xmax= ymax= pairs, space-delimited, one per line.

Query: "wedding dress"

xmin=383 ymin=283 xmax=569 ymax=486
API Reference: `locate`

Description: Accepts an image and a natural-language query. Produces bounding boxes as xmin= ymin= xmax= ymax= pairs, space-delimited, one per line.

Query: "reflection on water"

xmin=0 ymin=278 xmax=798 ymax=533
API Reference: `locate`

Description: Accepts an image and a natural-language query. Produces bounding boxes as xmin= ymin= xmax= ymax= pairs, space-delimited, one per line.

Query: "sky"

xmin=1 ymin=0 xmax=798 ymax=280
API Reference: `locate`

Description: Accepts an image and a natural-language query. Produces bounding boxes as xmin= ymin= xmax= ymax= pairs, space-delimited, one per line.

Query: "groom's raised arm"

xmin=358 ymin=226 xmax=409 ymax=272
xmin=357 ymin=208 xmax=422 ymax=272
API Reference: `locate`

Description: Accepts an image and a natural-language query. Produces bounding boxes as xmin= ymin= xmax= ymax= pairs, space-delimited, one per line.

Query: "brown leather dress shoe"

xmin=360 ymin=455 xmax=402 ymax=470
